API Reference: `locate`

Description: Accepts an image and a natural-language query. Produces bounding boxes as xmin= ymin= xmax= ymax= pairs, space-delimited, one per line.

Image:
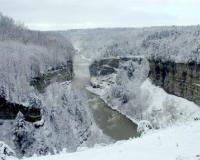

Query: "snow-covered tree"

xmin=12 ymin=112 xmax=34 ymax=156
xmin=137 ymin=120 xmax=153 ymax=135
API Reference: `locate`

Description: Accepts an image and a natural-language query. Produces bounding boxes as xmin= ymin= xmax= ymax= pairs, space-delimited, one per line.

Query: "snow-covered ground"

xmin=8 ymin=120 xmax=200 ymax=160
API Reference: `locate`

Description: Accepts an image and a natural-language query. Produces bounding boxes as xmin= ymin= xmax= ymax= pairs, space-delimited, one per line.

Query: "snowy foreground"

xmin=8 ymin=121 xmax=200 ymax=160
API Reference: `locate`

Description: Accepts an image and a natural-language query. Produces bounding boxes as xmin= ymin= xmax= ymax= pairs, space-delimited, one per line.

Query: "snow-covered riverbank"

xmin=87 ymin=61 xmax=200 ymax=129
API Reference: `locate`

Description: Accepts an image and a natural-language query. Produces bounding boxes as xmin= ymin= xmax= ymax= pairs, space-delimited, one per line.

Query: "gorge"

xmin=0 ymin=13 xmax=200 ymax=159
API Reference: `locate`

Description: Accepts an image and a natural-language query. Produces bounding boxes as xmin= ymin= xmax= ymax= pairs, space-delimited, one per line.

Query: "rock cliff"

xmin=89 ymin=57 xmax=200 ymax=106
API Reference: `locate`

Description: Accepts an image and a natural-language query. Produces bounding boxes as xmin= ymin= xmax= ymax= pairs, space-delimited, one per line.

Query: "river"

xmin=73 ymin=54 xmax=139 ymax=141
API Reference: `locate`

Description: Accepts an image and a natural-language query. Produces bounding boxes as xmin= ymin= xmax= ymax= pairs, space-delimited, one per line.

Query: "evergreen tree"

xmin=13 ymin=112 xmax=33 ymax=155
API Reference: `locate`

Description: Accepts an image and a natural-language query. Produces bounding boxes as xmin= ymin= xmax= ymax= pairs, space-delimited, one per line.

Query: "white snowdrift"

xmin=9 ymin=121 xmax=200 ymax=160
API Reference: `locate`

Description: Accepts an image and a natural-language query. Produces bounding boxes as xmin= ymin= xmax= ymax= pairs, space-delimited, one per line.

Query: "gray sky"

xmin=0 ymin=0 xmax=200 ymax=30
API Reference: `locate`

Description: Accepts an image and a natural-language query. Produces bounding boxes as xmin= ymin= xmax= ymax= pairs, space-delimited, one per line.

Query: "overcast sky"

xmin=0 ymin=0 xmax=200 ymax=31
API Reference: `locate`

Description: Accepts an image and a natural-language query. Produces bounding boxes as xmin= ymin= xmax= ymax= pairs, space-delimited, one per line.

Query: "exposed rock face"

xmin=30 ymin=59 xmax=73 ymax=92
xmin=148 ymin=60 xmax=200 ymax=105
xmin=89 ymin=57 xmax=200 ymax=106
xmin=89 ymin=57 xmax=144 ymax=77
xmin=0 ymin=97 xmax=41 ymax=122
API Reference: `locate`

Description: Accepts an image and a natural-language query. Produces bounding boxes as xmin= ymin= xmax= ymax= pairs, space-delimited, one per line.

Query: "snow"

xmin=8 ymin=120 xmax=200 ymax=160
xmin=141 ymin=79 xmax=200 ymax=128
xmin=0 ymin=141 xmax=15 ymax=160
xmin=137 ymin=120 xmax=153 ymax=134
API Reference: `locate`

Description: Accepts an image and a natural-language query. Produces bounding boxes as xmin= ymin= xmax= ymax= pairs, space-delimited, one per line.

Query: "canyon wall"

xmin=89 ymin=57 xmax=144 ymax=77
xmin=89 ymin=58 xmax=200 ymax=106
xmin=148 ymin=60 xmax=200 ymax=105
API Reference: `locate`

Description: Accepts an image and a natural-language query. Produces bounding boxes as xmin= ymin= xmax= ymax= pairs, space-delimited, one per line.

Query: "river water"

xmin=73 ymin=55 xmax=139 ymax=140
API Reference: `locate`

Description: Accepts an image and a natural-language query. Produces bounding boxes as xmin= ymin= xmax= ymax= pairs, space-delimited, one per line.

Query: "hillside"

xmin=0 ymin=13 xmax=74 ymax=104
xmin=61 ymin=26 xmax=200 ymax=63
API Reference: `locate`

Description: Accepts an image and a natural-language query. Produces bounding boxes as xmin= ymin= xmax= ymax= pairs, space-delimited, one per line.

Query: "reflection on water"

xmin=73 ymin=55 xmax=139 ymax=140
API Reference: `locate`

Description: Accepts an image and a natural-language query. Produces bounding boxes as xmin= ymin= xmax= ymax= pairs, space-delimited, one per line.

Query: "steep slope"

xmin=0 ymin=13 xmax=74 ymax=105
